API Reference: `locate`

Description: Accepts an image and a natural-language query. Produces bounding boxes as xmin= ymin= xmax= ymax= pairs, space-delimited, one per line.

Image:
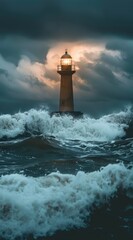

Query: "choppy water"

xmin=0 ymin=108 xmax=133 ymax=240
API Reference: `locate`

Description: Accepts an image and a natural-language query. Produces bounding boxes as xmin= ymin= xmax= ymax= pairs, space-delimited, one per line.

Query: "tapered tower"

xmin=51 ymin=50 xmax=82 ymax=117
xmin=57 ymin=50 xmax=75 ymax=112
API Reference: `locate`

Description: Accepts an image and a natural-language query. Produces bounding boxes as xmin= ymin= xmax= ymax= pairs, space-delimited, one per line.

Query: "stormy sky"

xmin=0 ymin=0 xmax=133 ymax=116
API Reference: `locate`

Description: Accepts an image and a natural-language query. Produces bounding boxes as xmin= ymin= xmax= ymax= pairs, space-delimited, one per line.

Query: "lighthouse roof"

xmin=61 ymin=50 xmax=72 ymax=59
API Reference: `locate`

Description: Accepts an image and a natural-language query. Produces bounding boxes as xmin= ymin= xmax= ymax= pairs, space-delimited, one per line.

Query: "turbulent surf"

xmin=0 ymin=108 xmax=133 ymax=240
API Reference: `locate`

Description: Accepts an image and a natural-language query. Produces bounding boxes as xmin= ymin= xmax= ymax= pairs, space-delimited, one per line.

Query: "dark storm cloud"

xmin=0 ymin=37 xmax=49 ymax=64
xmin=0 ymin=0 xmax=133 ymax=40
xmin=73 ymin=39 xmax=133 ymax=115
xmin=0 ymin=54 xmax=58 ymax=114
xmin=106 ymin=40 xmax=133 ymax=75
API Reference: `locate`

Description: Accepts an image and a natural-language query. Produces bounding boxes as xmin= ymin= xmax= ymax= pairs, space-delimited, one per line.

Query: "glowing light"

xmin=61 ymin=58 xmax=72 ymax=65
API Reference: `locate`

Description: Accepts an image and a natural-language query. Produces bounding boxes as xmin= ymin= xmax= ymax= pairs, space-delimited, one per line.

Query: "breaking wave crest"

xmin=0 ymin=107 xmax=132 ymax=142
xmin=0 ymin=163 xmax=132 ymax=239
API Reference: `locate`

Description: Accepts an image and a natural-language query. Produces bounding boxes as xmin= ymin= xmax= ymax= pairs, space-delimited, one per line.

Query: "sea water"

xmin=0 ymin=108 xmax=133 ymax=240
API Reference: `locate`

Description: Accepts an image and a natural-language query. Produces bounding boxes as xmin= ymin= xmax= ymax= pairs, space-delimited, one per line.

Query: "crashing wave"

xmin=0 ymin=163 xmax=132 ymax=239
xmin=0 ymin=107 xmax=132 ymax=141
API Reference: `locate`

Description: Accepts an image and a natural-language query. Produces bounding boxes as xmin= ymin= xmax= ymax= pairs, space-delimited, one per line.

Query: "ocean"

xmin=0 ymin=108 xmax=133 ymax=240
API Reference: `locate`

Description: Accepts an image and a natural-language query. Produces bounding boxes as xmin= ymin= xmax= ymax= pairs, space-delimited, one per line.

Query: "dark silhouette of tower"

xmin=51 ymin=50 xmax=82 ymax=117
xmin=57 ymin=50 xmax=75 ymax=112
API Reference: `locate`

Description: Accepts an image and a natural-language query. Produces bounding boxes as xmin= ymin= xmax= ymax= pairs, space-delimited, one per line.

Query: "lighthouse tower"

xmin=57 ymin=50 xmax=75 ymax=112
xmin=51 ymin=50 xmax=82 ymax=117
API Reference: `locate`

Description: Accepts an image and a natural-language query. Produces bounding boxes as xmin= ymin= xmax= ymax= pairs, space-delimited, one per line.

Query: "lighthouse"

xmin=51 ymin=50 xmax=82 ymax=117
xmin=57 ymin=50 xmax=75 ymax=112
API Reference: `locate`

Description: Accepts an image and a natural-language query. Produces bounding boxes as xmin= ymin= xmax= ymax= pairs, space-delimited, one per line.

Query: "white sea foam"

xmin=0 ymin=163 xmax=132 ymax=239
xmin=0 ymin=107 xmax=131 ymax=141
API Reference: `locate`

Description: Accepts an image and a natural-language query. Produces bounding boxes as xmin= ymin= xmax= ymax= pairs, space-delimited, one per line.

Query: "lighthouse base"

xmin=51 ymin=111 xmax=83 ymax=118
